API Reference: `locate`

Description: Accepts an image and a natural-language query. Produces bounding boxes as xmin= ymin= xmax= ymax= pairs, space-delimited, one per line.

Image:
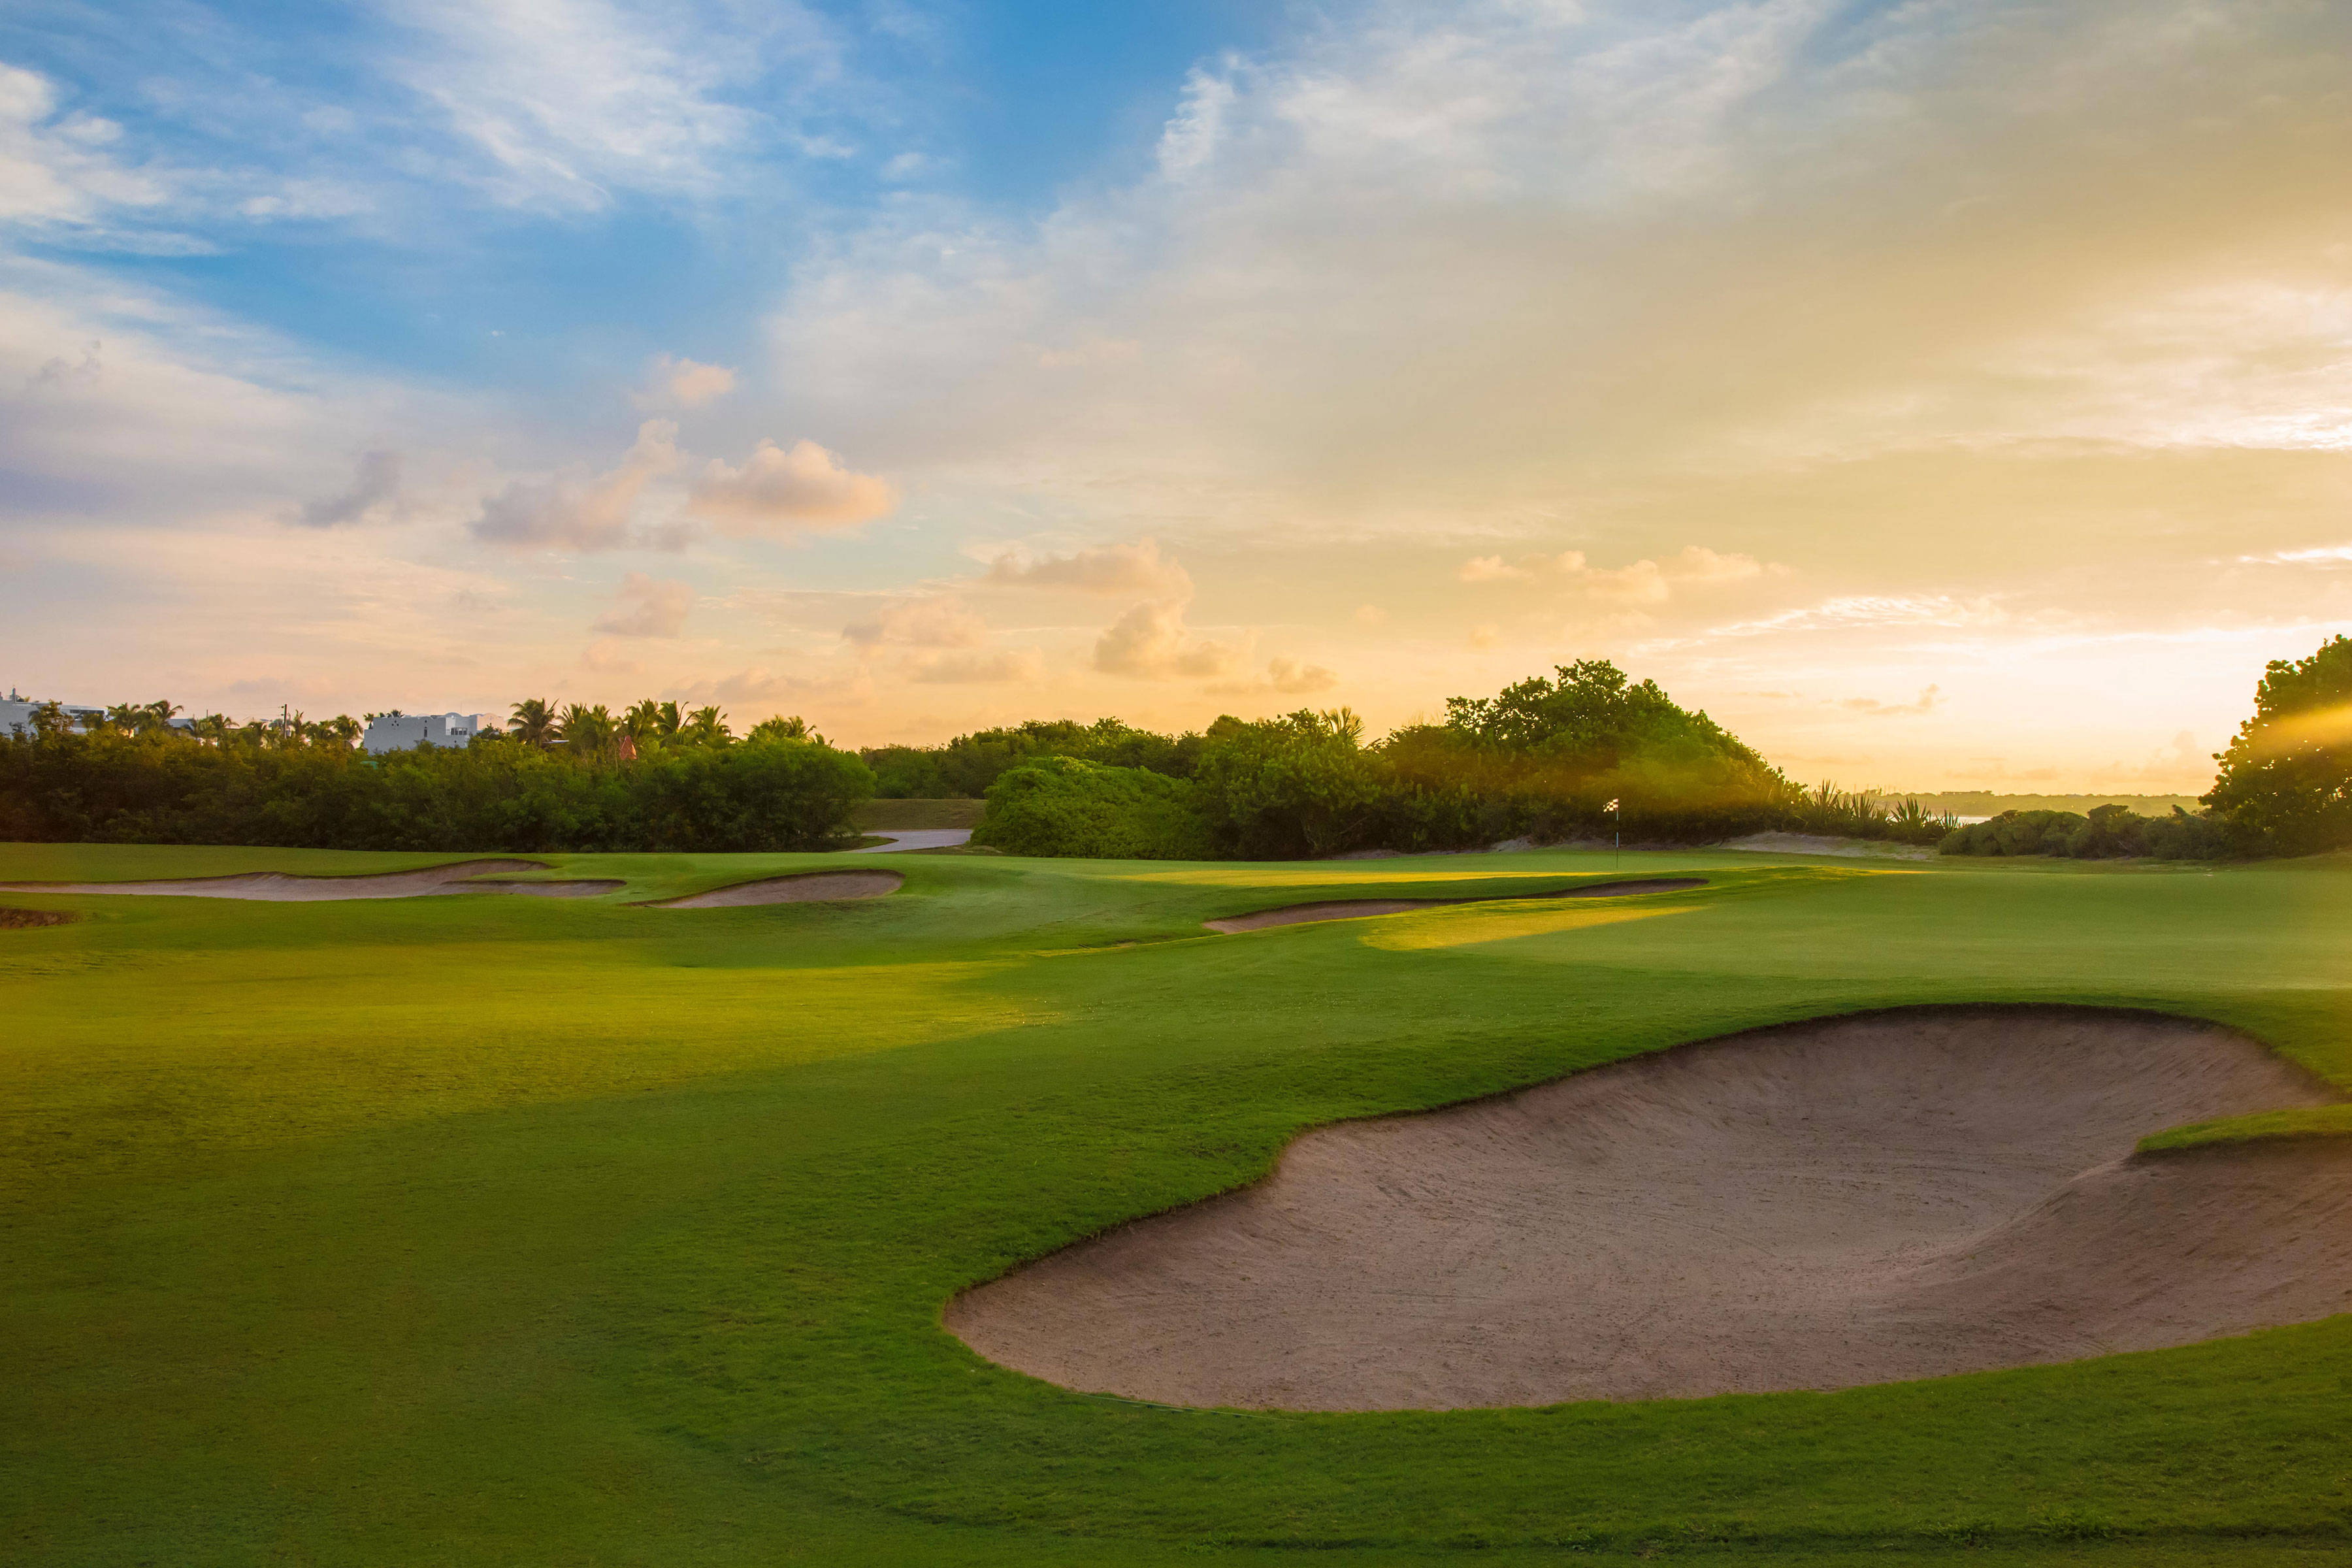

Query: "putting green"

xmin=5 ymin=840 xmax=2352 ymax=1566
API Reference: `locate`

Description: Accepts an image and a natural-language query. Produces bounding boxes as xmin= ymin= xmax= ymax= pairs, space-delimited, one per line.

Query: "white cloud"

xmin=1837 ymin=684 xmax=1943 ymax=717
xmin=238 ymin=180 xmax=374 ymax=221
xmin=0 ymin=64 xmax=166 ymax=228
xmin=1094 ymin=598 xmax=1251 ymax=679
xmin=687 ymin=438 xmax=896 ymax=534
xmin=638 ymin=351 xmax=737 ymax=408
xmin=1461 ymin=545 xmax=1775 ymax=602
xmin=387 ymin=0 xmax=808 ymax=210
xmin=581 ymin=637 xmax=640 ymax=674
xmin=2241 ymin=542 xmax=2352 ymax=567
xmin=906 ymin=647 xmax=1043 ymax=684
xmin=471 ymin=419 xmax=680 ymax=551
xmin=1156 ymin=65 xmax=1234 ymax=178
xmin=297 ymin=451 xmax=405 ymax=528
xmin=753 ymin=0 xmax=2352 ymax=562
xmin=592 ymin=570 xmax=694 ymax=637
xmin=0 ymin=265 xmax=448 ymax=523
xmin=1209 ymin=656 xmax=1340 ymax=697
xmin=674 ymin=664 xmax=873 ymax=708
xmin=979 ymin=538 xmax=1191 ymax=595
xmin=1710 ymin=595 xmax=2010 ymax=638
xmin=842 ymin=596 xmax=989 ymax=649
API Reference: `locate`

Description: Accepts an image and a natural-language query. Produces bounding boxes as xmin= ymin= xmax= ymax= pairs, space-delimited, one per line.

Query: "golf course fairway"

xmin=6 ymin=839 xmax=2352 ymax=1567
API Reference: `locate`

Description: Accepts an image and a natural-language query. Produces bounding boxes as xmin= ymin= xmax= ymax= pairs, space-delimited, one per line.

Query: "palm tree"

xmin=746 ymin=715 xmax=823 ymax=745
xmin=683 ymin=706 xmax=731 ymax=747
xmin=509 ymin=698 xmax=558 ymax=748
xmin=622 ymin=698 xmax=682 ymax=746
xmin=556 ymin=702 xmax=617 ymax=759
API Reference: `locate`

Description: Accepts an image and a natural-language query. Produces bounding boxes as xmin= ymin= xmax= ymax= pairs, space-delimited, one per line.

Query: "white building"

xmin=0 ymin=692 xmax=105 ymax=740
xmin=361 ymin=712 xmax=489 ymax=754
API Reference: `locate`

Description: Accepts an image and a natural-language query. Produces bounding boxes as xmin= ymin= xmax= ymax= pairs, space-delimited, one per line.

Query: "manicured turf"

xmin=5 ymin=841 xmax=2351 ymax=1565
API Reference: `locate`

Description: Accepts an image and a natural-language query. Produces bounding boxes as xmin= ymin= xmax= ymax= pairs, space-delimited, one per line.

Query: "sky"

xmin=2 ymin=0 xmax=2349 ymax=792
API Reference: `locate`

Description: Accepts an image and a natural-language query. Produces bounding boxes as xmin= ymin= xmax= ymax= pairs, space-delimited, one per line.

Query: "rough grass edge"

xmin=2138 ymin=1104 xmax=2352 ymax=1154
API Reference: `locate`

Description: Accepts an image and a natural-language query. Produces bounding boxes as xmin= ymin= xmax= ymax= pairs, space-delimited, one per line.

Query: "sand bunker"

xmin=1204 ymin=877 xmax=1706 ymax=934
xmin=0 ymin=860 xmax=621 ymax=902
xmin=948 ymin=1008 xmax=2351 ymax=1409
xmin=1723 ymin=831 xmax=1935 ymax=861
xmin=649 ymin=870 xmax=903 ymax=908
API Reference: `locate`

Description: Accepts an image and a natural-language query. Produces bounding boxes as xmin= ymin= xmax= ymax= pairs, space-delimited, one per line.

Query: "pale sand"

xmin=649 ymin=870 xmax=903 ymax=908
xmin=1204 ymin=877 xmax=1707 ymax=934
xmin=1722 ymin=831 xmax=1936 ymax=860
xmin=947 ymin=1009 xmax=2350 ymax=1409
xmin=0 ymin=860 xmax=621 ymax=901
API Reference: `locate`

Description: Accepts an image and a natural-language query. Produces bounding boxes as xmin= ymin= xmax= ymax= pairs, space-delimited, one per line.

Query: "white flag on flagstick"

xmin=1606 ymin=798 xmax=1620 ymax=811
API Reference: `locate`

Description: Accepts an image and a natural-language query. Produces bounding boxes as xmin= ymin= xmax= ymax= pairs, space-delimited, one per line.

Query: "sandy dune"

xmin=648 ymin=870 xmax=904 ymax=908
xmin=0 ymin=860 xmax=620 ymax=901
xmin=1204 ymin=877 xmax=1707 ymax=933
xmin=947 ymin=1008 xmax=2350 ymax=1409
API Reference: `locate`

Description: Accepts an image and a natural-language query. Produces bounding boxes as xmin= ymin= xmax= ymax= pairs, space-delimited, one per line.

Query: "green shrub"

xmin=1373 ymin=661 xmax=1800 ymax=849
xmin=0 ymin=729 xmax=870 ymax=853
xmin=1192 ymin=710 xmax=1388 ymax=858
xmin=970 ymin=756 xmax=1214 ymax=860
xmin=1938 ymin=804 xmax=2223 ymax=860
xmin=863 ymin=717 xmax=1204 ymax=799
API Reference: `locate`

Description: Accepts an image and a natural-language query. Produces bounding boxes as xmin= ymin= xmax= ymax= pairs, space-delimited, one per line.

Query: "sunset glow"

xmin=5 ymin=1 xmax=2349 ymax=791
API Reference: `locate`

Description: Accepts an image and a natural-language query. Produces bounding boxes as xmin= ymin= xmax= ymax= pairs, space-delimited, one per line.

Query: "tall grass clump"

xmin=1786 ymin=784 xmax=1955 ymax=845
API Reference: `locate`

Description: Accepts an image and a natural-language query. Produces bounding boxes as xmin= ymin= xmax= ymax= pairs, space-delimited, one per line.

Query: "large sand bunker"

xmin=0 ymin=860 xmax=620 ymax=901
xmin=948 ymin=1009 xmax=2352 ymax=1409
xmin=649 ymin=870 xmax=903 ymax=908
xmin=1204 ymin=877 xmax=1705 ymax=934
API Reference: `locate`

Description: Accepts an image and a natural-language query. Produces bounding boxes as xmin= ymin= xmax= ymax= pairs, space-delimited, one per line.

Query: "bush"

xmin=970 ymin=757 xmax=1214 ymax=860
xmin=864 ymin=718 xmax=1204 ymax=799
xmin=1192 ymin=710 xmax=1388 ymax=858
xmin=1938 ymin=804 xmax=2223 ymax=860
xmin=1371 ymin=662 xmax=1800 ymax=849
xmin=0 ymin=729 xmax=871 ymax=853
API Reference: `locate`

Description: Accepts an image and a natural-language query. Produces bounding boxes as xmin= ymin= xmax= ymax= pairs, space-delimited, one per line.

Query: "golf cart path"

xmin=853 ymin=829 xmax=972 ymax=853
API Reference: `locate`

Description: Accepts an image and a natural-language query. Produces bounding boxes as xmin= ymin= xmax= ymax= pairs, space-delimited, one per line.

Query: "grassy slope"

xmin=5 ymin=843 xmax=2351 ymax=1566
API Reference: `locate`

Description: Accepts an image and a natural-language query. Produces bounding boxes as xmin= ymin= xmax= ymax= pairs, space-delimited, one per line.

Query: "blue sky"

xmin=2 ymin=0 xmax=1277 ymax=397
xmin=1 ymin=1 xmax=2348 ymax=788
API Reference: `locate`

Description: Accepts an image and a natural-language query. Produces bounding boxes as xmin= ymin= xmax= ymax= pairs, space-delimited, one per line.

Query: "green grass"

xmin=5 ymin=841 xmax=2352 ymax=1566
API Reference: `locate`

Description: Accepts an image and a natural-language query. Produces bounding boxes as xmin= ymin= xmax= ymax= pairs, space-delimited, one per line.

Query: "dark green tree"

xmin=2205 ymin=634 xmax=2352 ymax=856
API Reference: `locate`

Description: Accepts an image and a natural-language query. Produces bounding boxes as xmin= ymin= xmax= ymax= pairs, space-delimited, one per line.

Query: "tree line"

xmin=7 ymin=637 xmax=2348 ymax=859
xmin=964 ymin=661 xmax=1956 ymax=859
xmin=0 ymin=699 xmax=868 ymax=852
